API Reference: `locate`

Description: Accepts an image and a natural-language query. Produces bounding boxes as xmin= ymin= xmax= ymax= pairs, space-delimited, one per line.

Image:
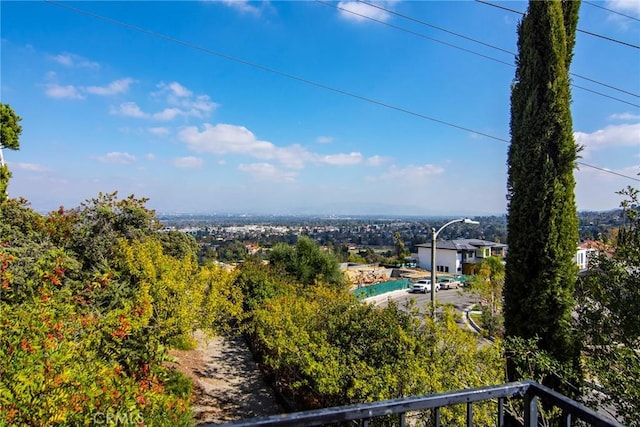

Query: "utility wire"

xmin=41 ymin=0 xmax=505 ymax=142
xmin=357 ymin=0 xmax=514 ymax=56
xmin=578 ymin=162 xmax=640 ymax=182
xmin=584 ymin=1 xmax=640 ymax=23
xmin=316 ymin=0 xmax=515 ymax=67
xmin=42 ymin=0 xmax=640 ymax=183
xmin=476 ymin=0 xmax=640 ymax=50
xmin=353 ymin=0 xmax=639 ymax=100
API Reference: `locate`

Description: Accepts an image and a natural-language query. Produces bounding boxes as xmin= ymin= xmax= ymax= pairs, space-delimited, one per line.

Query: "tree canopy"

xmin=577 ymin=187 xmax=640 ymax=425
xmin=0 ymin=103 xmax=22 ymax=201
xmin=504 ymin=0 xmax=582 ymax=397
xmin=1 ymin=103 xmax=21 ymax=151
xmin=269 ymin=236 xmax=344 ymax=287
xmin=0 ymin=192 xmax=243 ymax=424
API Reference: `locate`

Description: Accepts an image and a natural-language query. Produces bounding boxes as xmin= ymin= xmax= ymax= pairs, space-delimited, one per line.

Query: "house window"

xmin=445 ymin=266 xmax=449 ymax=273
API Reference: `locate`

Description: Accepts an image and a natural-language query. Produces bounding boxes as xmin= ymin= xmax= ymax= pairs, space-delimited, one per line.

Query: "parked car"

xmin=439 ymin=277 xmax=461 ymax=290
xmin=456 ymin=275 xmax=469 ymax=287
xmin=411 ymin=279 xmax=440 ymax=294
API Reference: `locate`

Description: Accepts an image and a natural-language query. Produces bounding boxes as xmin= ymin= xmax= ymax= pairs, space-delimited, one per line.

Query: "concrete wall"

xmin=417 ymin=247 xmax=460 ymax=274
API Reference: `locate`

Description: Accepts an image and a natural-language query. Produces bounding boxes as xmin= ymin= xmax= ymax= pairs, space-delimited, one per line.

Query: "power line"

xmin=351 ymin=0 xmax=639 ymax=100
xmin=357 ymin=0 xmax=514 ymax=56
xmin=571 ymin=83 xmax=639 ymax=106
xmin=41 ymin=0 xmax=506 ymax=142
xmin=476 ymin=0 xmax=640 ymax=50
xmin=316 ymin=0 xmax=515 ymax=67
xmin=571 ymin=73 xmax=638 ymax=99
xmin=578 ymin=162 xmax=640 ymax=182
xmin=42 ymin=0 xmax=640 ymax=184
xmin=584 ymin=1 xmax=640 ymax=23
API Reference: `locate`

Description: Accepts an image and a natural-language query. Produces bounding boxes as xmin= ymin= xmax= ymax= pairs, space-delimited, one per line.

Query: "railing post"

xmin=523 ymin=390 xmax=538 ymax=427
xmin=561 ymin=410 xmax=572 ymax=427
xmin=466 ymin=402 xmax=473 ymax=427
xmin=497 ymin=398 xmax=505 ymax=427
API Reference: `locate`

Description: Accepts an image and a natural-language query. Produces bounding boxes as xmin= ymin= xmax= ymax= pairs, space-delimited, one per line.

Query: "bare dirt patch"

xmin=167 ymin=331 xmax=283 ymax=425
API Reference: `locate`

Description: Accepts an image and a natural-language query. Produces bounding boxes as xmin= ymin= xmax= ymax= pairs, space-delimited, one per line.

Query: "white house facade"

xmin=416 ymin=239 xmax=508 ymax=274
xmin=574 ymin=241 xmax=598 ymax=271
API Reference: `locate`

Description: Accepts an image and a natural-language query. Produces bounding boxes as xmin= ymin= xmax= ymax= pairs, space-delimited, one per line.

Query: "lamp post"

xmin=430 ymin=218 xmax=480 ymax=319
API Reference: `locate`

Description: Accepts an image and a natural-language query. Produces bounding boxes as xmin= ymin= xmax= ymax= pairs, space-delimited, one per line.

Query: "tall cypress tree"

xmin=504 ymin=0 xmax=582 ymax=396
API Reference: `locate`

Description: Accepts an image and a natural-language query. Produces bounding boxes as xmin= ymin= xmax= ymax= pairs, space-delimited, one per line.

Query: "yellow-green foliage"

xmin=0 ymin=193 xmax=246 ymax=426
xmin=197 ymin=262 xmax=244 ymax=335
xmin=0 ymin=268 xmax=192 ymax=426
xmin=249 ymin=279 xmax=503 ymax=425
xmin=116 ymin=238 xmax=202 ymax=346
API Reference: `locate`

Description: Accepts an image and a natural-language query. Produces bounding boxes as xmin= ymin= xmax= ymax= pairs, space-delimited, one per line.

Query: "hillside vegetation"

xmin=0 ymin=193 xmax=242 ymax=425
xmin=0 ymin=194 xmax=504 ymax=425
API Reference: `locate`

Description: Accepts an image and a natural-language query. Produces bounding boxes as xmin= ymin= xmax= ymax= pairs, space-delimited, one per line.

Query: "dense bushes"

xmin=237 ymin=246 xmax=503 ymax=425
xmin=0 ymin=194 xmax=241 ymax=425
xmin=1 ymin=193 xmax=505 ymax=425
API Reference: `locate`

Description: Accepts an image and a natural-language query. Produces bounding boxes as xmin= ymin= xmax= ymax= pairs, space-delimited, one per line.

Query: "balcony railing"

xmin=209 ymin=380 xmax=621 ymax=427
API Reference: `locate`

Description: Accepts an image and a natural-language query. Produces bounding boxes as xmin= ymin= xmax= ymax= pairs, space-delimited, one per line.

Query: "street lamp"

xmin=430 ymin=218 xmax=480 ymax=319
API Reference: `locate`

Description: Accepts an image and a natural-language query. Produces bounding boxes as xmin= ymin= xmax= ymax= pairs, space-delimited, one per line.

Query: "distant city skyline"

xmin=2 ymin=1 xmax=638 ymax=215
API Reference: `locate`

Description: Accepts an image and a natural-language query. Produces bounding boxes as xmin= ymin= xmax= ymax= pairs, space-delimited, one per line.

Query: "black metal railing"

xmin=208 ymin=380 xmax=621 ymax=427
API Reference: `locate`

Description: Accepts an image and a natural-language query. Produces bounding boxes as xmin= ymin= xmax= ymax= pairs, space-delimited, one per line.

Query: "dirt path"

xmin=167 ymin=331 xmax=283 ymax=425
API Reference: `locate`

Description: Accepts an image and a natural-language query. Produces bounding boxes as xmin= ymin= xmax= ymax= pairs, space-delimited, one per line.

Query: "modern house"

xmin=416 ymin=239 xmax=508 ymax=275
xmin=574 ymin=240 xmax=599 ymax=271
xmin=417 ymin=238 xmax=600 ymax=275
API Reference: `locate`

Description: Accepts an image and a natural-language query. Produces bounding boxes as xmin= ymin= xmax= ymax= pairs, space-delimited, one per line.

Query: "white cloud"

xmin=155 ymin=82 xmax=192 ymax=101
xmin=165 ymin=82 xmax=192 ymax=98
xmin=152 ymin=107 xmax=183 ymax=121
xmin=148 ymin=127 xmax=170 ymax=136
xmin=319 ymin=152 xmax=363 ymax=166
xmin=179 ymin=123 xmax=278 ymax=157
xmin=238 ymin=162 xmax=297 ymax=182
xmin=84 ymin=78 xmax=134 ymax=96
xmin=10 ymin=162 xmax=51 ymax=172
xmin=575 ymin=123 xmax=640 ymax=154
xmin=50 ymin=52 xmax=99 ymax=69
xmin=96 ymin=152 xmax=136 ymax=164
xmin=375 ymin=163 xmax=444 ymax=181
xmin=111 ymin=102 xmax=148 ymax=118
xmin=220 ymin=0 xmax=262 ymax=15
xmin=337 ymin=1 xmax=395 ymax=22
xmin=111 ymin=102 xmax=203 ymax=121
xmin=273 ymin=144 xmax=309 ymax=169
xmin=605 ymin=0 xmax=640 ymax=16
xmin=145 ymin=153 xmax=156 ymax=160
xmin=115 ymin=82 xmax=218 ymax=121
xmin=190 ymin=95 xmax=218 ymax=114
xmin=155 ymin=82 xmax=217 ymax=113
xmin=179 ymin=122 xmax=390 ymax=171
xmin=365 ymin=155 xmax=389 ymax=166
xmin=45 ymin=83 xmax=85 ymax=100
xmin=179 ymin=123 xmax=314 ymax=169
xmin=610 ymin=112 xmax=640 ymax=121
xmin=173 ymin=156 xmax=204 ymax=168
xmin=316 ymin=136 xmax=334 ymax=144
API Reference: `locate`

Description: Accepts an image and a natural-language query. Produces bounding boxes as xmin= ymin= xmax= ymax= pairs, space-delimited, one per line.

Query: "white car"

xmin=438 ymin=277 xmax=461 ymax=290
xmin=411 ymin=279 xmax=440 ymax=294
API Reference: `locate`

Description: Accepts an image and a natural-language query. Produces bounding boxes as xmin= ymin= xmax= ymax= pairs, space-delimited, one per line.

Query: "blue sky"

xmin=1 ymin=0 xmax=638 ymax=215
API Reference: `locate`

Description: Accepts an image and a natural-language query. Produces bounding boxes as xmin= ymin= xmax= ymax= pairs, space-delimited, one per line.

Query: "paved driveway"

xmin=367 ymin=287 xmax=477 ymax=311
xmin=364 ymin=287 xmax=480 ymax=333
